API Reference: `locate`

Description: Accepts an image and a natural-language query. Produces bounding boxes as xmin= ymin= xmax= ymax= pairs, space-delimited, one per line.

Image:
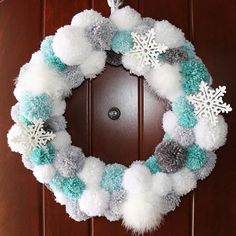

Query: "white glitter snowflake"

xmin=129 ymin=28 xmax=168 ymax=68
xmin=187 ymin=81 xmax=232 ymax=125
xmin=12 ymin=119 xmax=56 ymax=154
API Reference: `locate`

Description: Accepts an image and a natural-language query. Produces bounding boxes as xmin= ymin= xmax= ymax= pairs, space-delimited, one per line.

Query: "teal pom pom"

xmin=182 ymin=41 xmax=196 ymax=59
xmin=101 ymin=164 xmax=126 ymax=193
xmin=19 ymin=92 xmax=53 ymax=122
xmin=186 ymin=144 xmax=207 ymax=170
xmin=180 ymin=59 xmax=210 ymax=95
xmin=62 ymin=177 xmax=85 ymax=199
xmin=49 ymin=172 xmax=65 ymax=190
xmin=30 ymin=143 xmax=56 ymax=165
xmin=172 ymin=96 xmax=194 ymax=114
xmin=145 ymin=155 xmax=161 ymax=174
xmin=19 ymin=115 xmax=31 ymax=126
xmin=40 ymin=36 xmax=66 ymax=71
xmin=111 ymin=31 xmax=133 ymax=54
xmin=178 ymin=111 xmax=197 ymax=128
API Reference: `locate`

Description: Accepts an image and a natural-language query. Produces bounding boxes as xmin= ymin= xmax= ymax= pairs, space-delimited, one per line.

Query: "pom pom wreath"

xmin=145 ymin=64 xmax=184 ymax=101
xmin=104 ymin=190 xmax=126 ymax=221
xmin=110 ymin=6 xmax=142 ymax=31
xmin=80 ymin=50 xmax=106 ymax=79
xmin=154 ymin=20 xmax=185 ymax=48
xmin=186 ymin=144 xmax=207 ymax=170
xmin=145 ymin=155 xmax=161 ymax=174
xmin=194 ymin=151 xmax=217 ymax=180
xmin=161 ymin=192 xmax=180 ymax=214
xmin=122 ymin=163 xmax=152 ymax=193
xmin=101 ymin=164 xmax=126 ymax=193
xmin=79 ymin=188 xmax=110 ymax=217
xmin=111 ymin=31 xmax=133 ymax=54
xmin=19 ymin=92 xmax=53 ymax=122
xmin=122 ymin=192 xmax=163 ymax=234
xmin=33 ymin=164 xmax=56 ymax=184
xmin=106 ymin=50 xmax=122 ymax=66
xmin=86 ymin=18 xmax=117 ymax=50
xmin=62 ymin=66 xmax=84 ymax=89
xmin=52 ymin=25 xmax=93 ymax=66
xmin=171 ymin=168 xmax=197 ymax=195
xmin=11 ymin=103 xmax=20 ymax=123
xmin=180 ymin=59 xmax=210 ymax=95
xmin=194 ymin=116 xmax=228 ymax=151
xmin=155 ymin=140 xmax=186 ymax=173
xmin=52 ymin=99 xmax=66 ymax=116
xmin=152 ymin=172 xmax=172 ymax=196
xmin=79 ymin=157 xmax=105 ymax=187
xmin=71 ymin=9 xmax=103 ymax=28
xmin=45 ymin=116 xmax=67 ymax=132
xmin=66 ymin=200 xmax=89 ymax=221
xmin=30 ymin=143 xmax=56 ymax=165
xmin=52 ymin=131 xmax=72 ymax=151
xmin=62 ymin=176 xmax=85 ymax=199
xmin=40 ymin=36 xmax=66 ymax=71
xmin=162 ymin=48 xmax=188 ymax=64
xmin=54 ymin=146 xmax=85 ymax=177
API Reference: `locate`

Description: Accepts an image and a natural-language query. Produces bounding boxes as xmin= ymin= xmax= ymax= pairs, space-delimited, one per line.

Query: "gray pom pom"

xmin=142 ymin=17 xmax=156 ymax=27
xmin=162 ymin=48 xmax=188 ymax=64
xmin=161 ymin=192 xmax=180 ymax=214
xmin=63 ymin=66 xmax=84 ymax=89
xmin=54 ymin=146 xmax=85 ymax=177
xmin=106 ymin=50 xmax=122 ymax=66
xmin=171 ymin=127 xmax=195 ymax=147
xmin=194 ymin=151 xmax=217 ymax=180
xmin=45 ymin=116 xmax=67 ymax=132
xmin=104 ymin=189 xmax=126 ymax=221
xmin=155 ymin=140 xmax=186 ymax=173
xmin=86 ymin=18 xmax=117 ymax=50
xmin=133 ymin=17 xmax=156 ymax=34
xmin=66 ymin=200 xmax=89 ymax=221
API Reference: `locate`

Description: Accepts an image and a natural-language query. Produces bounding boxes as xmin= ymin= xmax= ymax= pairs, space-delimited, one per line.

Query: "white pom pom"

xmin=122 ymin=192 xmax=163 ymax=234
xmin=79 ymin=188 xmax=110 ymax=217
xmin=123 ymin=163 xmax=152 ymax=193
xmin=52 ymin=25 xmax=93 ymax=66
xmin=152 ymin=173 xmax=172 ymax=196
xmin=11 ymin=103 xmax=20 ymax=123
xmin=172 ymin=168 xmax=196 ymax=196
xmin=15 ymin=51 xmax=70 ymax=99
xmin=52 ymin=99 xmax=66 ymax=116
xmin=33 ymin=164 xmax=56 ymax=184
xmin=194 ymin=116 xmax=228 ymax=151
xmin=145 ymin=64 xmax=184 ymax=101
xmin=22 ymin=154 xmax=34 ymax=170
xmin=54 ymin=190 xmax=68 ymax=205
xmin=71 ymin=9 xmax=103 ymax=28
xmin=80 ymin=50 xmax=106 ymax=79
xmin=154 ymin=20 xmax=185 ymax=48
xmin=52 ymin=131 xmax=71 ymax=151
xmin=110 ymin=6 xmax=142 ymax=31
xmin=78 ymin=157 xmax=105 ymax=187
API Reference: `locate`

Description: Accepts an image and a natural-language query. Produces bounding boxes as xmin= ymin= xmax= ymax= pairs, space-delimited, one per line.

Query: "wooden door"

xmin=0 ymin=0 xmax=236 ymax=235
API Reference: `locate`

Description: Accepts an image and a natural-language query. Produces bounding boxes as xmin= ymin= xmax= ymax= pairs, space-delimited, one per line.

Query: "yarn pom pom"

xmin=154 ymin=20 xmax=185 ymax=48
xmin=180 ymin=59 xmax=210 ymax=95
xmin=155 ymin=140 xmax=186 ymax=173
xmin=80 ymin=50 xmax=106 ymax=79
xmin=152 ymin=172 xmax=172 ymax=196
xmin=66 ymin=200 xmax=89 ymax=221
xmin=145 ymin=155 xmax=161 ymax=174
xmin=162 ymin=48 xmax=188 ymax=64
xmin=106 ymin=50 xmax=122 ymax=66
xmin=40 ymin=36 xmax=66 ymax=71
xmin=161 ymin=192 xmax=180 ymax=214
xmin=101 ymin=164 xmax=126 ymax=193
xmin=79 ymin=188 xmax=110 ymax=217
xmin=33 ymin=164 xmax=56 ymax=184
xmin=53 ymin=190 xmax=68 ymax=205
xmin=110 ymin=6 xmax=142 ymax=31
xmin=62 ymin=176 xmax=85 ymax=199
xmin=194 ymin=116 xmax=228 ymax=151
xmin=49 ymin=172 xmax=65 ymax=191
xmin=45 ymin=115 xmax=67 ymax=132
xmin=111 ymin=31 xmax=133 ymax=54
xmin=63 ymin=66 xmax=84 ymax=89
xmin=19 ymin=92 xmax=53 ymax=122
xmin=52 ymin=131 xmax=72 ymax=151
xmin=133 ymin=17 xmax=156 ymax=34
xmin=52 ymin=25 xmax=93 ymax=66
xmin=186 ymin=144 xmax=207 ymax=170
xmin=11 ymin=103 xmax=20 ymax=123
xmin=52 ymin=99 xmax=66 ymax=116
xmin=182 ymin=41 xmax=196 ymax=59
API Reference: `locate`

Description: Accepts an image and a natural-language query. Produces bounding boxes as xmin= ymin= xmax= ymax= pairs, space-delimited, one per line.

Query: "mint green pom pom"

xmin=30 ymin=143 xmax=56 ymax=165
xmin=182 ymin=41 xmax=196 ymax=59
xmin=178 ymin=111 xmax=197 ymax=128
xmin=19 ymin=92 xmax=53 ymax=122
xmin=101 ymin=164 xmax=126 ymax=193
xmin=62 ymin=177 xmax=85 ymax=199
xmin=112 ymin=31 xmax=133 ymax=54
xmin=49 ymin=172 xmax=65 ymax=190
xmin=172 ymin=96 xmax=194 ymax=114
xmin=180 ymin=59 xmax=210 ymax=95
xmin=145 ymin=155 xmax=161 ymax=174
xmin=186 ymin=144 xmax=207 ymax=170
xmin=40 ymin=36 xmax=66 ymax=71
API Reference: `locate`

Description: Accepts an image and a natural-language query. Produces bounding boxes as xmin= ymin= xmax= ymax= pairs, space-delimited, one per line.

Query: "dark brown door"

xmin=0 ymin=0 xmax=235 ymax=235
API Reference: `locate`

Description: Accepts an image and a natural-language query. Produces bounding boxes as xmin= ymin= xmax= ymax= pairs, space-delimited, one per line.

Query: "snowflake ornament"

xmin=12 ymin=119 xmax=56 ymax=154
xmin=187 ymin=81 xmax=232 ymax=125
xmin=129 ymin=28 xmax=168 ymax=68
